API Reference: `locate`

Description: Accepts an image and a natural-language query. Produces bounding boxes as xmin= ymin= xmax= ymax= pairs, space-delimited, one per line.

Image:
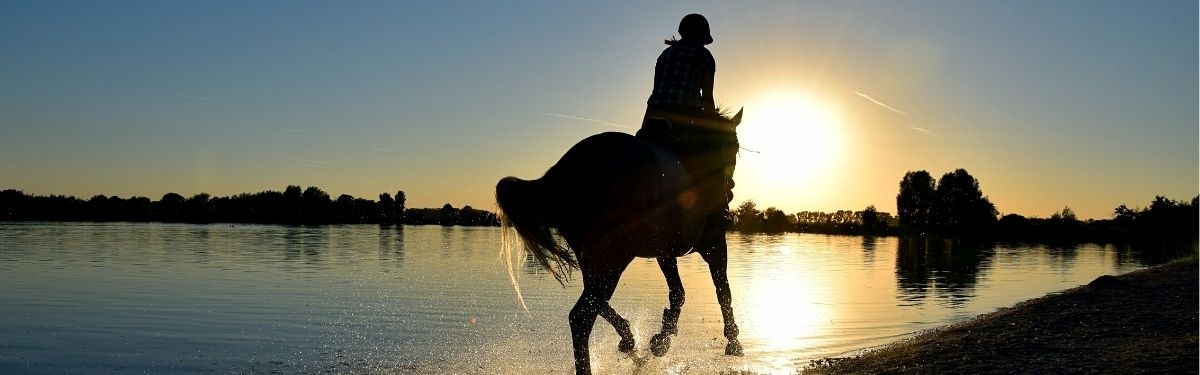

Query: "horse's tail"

xmin=496 ymin=176 xmax=578 ymax=290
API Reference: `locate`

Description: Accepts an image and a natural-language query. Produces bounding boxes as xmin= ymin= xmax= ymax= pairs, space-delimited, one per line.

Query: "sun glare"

xmin=736 ymin=91 xmax=845 ymax=207
xmin=740 ymin=253 xmax=833 ymax=374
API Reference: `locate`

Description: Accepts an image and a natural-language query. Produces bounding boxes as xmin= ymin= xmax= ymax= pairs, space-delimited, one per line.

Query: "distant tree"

xmin=861 ymin=205 xmax=882 ymax=232
xmin=334 ymin=194 xmax=357 ymax=223
xmin=353 ymin=197 xmax=379 ymax=223
xmin=394 ymin=191 xmax=407 ymax=223
xmin=182 ymin=193 xmax=214 ymax=223
xmin=378 ymin=193 xmax=395 ymax=223
xmin=125 ymin=196 xmax=152 ymax=221
xmin=897 ymin=170 xmax=936 ymax=230
xmin=455 ymin=205 xmax=498 ymax=226
xmin=283 ymin=185 xmax=302 ymax=223
xmin=153 ymin=193 xmax=185 ymax=221
xmin=438 ymin=203 xmax=456 ymax=226
xmin=1112 ymin=204 xmax=1137 ymax=224
xmin=1 ymin=189 xmax=28 ymax=219
xmin=930 ymin=169 xmax=997 ymax=234
xmin=732 ymin=200 xmax=764 ymax=233
xmin=762 ymin=207 xmax=791 ymax=233
xmin=87 ymin=195 xmax=111 ymax=221
xmin=255 ymin=190 xmax=286 ymax=223
xmin=300 ymin=186 xmax=331 ymax=223
xmin=1139 ymin=195 xmax=1199 ymax=239
xmin=1050 ymin=206 xmax=1078 ymax=222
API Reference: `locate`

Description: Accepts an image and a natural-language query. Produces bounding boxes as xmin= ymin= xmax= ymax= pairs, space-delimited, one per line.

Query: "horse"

xmin=496 ymin=108 xmax=743 ymax=374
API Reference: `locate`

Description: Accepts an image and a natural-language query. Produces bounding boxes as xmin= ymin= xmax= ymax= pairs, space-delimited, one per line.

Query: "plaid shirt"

xmin=647 ymin=43 xmax=715 ymax=111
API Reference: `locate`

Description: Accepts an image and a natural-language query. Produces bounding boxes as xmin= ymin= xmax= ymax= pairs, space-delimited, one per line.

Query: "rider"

xmin=644 ymin=13 xmax=716 ymax=123
xmin=638 ymin=14 xmax=733 ymax=212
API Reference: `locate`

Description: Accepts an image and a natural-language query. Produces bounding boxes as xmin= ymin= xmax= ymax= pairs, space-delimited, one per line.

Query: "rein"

xmin=644 ymin=109 xmax=736 ymax=133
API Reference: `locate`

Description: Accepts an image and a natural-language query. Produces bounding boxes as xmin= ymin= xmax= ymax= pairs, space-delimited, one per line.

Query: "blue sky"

xmin=1 ymin=1 xmax=1196 ymax=219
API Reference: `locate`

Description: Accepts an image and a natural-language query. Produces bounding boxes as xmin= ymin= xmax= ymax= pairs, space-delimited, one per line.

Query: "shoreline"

xmin=804 ymin=257 xmax=1198 ymax=374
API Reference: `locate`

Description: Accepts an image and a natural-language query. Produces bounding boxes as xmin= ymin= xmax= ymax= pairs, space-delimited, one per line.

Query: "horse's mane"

xmin=644 ymin=106 xmax=739 ymax=134
xmin=710 ymin=106 xmax=735 ymax=121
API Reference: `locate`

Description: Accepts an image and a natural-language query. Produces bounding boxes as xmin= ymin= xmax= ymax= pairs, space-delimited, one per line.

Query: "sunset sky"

xmin=2 ymin=1 xmax=1196 ymax=219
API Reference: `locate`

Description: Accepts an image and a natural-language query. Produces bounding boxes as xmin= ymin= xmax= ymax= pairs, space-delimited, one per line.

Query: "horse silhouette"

xmin=496 ymin=108 xmax=743 ymax=374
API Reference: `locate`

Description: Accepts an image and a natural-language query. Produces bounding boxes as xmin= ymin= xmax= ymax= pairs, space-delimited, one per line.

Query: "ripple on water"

xmin=0 ymin=223 xmax=1174 ymax=374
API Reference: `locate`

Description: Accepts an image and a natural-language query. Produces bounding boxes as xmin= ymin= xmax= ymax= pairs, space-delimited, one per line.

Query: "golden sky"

xmin=1 ymin=1 xmax=1196 ymax=219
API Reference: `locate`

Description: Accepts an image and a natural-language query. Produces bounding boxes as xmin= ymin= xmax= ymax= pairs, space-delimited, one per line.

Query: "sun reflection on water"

xmin=738 ymin=242 xmax=834 ymax=374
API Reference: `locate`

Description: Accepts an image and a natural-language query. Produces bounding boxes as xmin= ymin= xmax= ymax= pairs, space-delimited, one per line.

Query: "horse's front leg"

xmin=649 ymin=256 xmax=685 ymax=356
xmin=700 ymin=238 xmax=742 ymax=356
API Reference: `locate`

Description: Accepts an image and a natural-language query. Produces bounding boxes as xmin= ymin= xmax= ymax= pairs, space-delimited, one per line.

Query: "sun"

xmin=735 ymin=91 xmax=845 ymax=206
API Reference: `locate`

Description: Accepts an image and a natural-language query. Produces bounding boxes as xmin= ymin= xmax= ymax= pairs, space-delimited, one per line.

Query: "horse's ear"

xmin=732 ymin=107 xmax=744 ymax=126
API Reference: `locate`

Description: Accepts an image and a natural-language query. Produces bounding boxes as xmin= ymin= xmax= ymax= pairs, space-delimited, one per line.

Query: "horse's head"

xmin=639 ymin=106 xmax=743 ymax=210
xmin=683 ymin=107 xmax=742 ymax=210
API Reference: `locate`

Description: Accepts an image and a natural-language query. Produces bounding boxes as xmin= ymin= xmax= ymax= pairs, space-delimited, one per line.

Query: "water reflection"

xmin=1112 ymin=241 xmax=1197 ymax=266
xmin=0 ymin=223 xmax=1188 ymax=375
xmin=860 ymin=236 xmax=878 ymax=267
xmin=282 ymin=226 xmax=328 ymax=264
xmin=894 ymin=237 xmax=994 ymax=307
xmin=439 ymin=226 xmax=456 ymax=257
xmin=377 ymin=225 xmax=405 ymax=265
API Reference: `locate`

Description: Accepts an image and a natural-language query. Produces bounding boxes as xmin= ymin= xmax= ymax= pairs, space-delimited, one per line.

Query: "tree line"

xmin=731 ymin=200 xmax=896 ymax=235
xmin=730 ymin=168 xmax=1198 ymax=242
xmin=5 ymin=170 xmax=1196 ymax=242
xmin=0 ymin=186 xmax=499 ymax=226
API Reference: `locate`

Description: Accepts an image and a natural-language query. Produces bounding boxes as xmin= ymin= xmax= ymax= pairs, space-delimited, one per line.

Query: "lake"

xmin=0 ymin=222 xmax=1184 ymax=374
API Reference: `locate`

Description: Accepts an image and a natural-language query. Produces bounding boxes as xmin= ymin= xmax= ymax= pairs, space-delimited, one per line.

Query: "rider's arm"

xmin=700 ymin=67 xmax=715 ymax=113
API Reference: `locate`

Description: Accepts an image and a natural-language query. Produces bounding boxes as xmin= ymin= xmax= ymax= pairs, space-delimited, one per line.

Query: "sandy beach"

xmin=804 ymin=257 xmax=1198 ymax=374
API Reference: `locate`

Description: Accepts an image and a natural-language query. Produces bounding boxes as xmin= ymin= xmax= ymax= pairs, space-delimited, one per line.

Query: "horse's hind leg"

xmin=650 ymin=256 xmax=685 ymax=356
xmin=569 ymin=258 xmax=630 ymax=375
xmin=598 ymin=304 xmax=635 ymax=353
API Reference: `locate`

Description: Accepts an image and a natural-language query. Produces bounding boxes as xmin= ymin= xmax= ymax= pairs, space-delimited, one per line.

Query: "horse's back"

xmin=545 ymin=132 xmax=703 ymax=257
xmin=548 ymin=132 xmax=688 ymax=201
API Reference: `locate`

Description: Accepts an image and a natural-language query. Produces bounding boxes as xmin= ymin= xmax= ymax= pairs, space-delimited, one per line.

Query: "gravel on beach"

xmin=803 ymin=257 xmax=1198 ymax=374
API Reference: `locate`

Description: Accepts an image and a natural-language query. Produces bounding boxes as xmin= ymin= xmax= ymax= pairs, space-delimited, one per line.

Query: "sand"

xmin=802 ymin=258 xmax=1198 ymax=374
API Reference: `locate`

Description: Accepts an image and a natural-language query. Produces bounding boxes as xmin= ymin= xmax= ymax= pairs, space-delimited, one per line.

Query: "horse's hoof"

xmin=618 ymin=337 xmax=636 ymax=353
xmin=649 ymin=333 xmax=672 ymax=357
xmin=725 ymin=340 xmax=743 ymax=356
xmin=660 ymin=308 xmax=679 ymax=335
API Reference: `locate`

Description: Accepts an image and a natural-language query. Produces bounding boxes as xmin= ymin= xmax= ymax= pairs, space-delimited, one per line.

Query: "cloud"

xmin=298 ymin=159 xmax=325 ymax=165
xmin=909 ymin=127 xmax=936 ymax=136
xmin=543 ymin=112 xmax=633 ymax=129
xmin=854 ymin=91 xmax=908 ymax=116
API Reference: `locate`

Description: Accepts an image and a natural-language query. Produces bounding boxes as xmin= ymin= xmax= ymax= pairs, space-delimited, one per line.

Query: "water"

xmin=0 ymin=222 xmax=1184 ymax=374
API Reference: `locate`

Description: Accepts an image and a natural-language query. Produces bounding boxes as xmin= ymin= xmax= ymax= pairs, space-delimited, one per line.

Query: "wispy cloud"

xmin=854 ymin=91 xmax=908 ymax=116
xmin=298 ymin=159 xmax=325 ymax=165
xmin=543 ymin=112 xmax=633 ymax=129
xmin=909 ymin=127 xmax=936 ymax=136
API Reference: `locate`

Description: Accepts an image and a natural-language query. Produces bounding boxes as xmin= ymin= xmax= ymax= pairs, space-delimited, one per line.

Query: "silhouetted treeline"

xmin=0 ymin=187 xmax=499 ymax=227
xmin=894 ymin=168 xmax=1198 ymax=241
xmin=403 ymin=203 xmax=500 ymax=227
xmin=731 ymin=200 xmax=897 ymax=235
xmin=729 ymin=168 xmax=1197 ymax=243
xmin=994 ymin=196 xmax=1199 ymax=242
